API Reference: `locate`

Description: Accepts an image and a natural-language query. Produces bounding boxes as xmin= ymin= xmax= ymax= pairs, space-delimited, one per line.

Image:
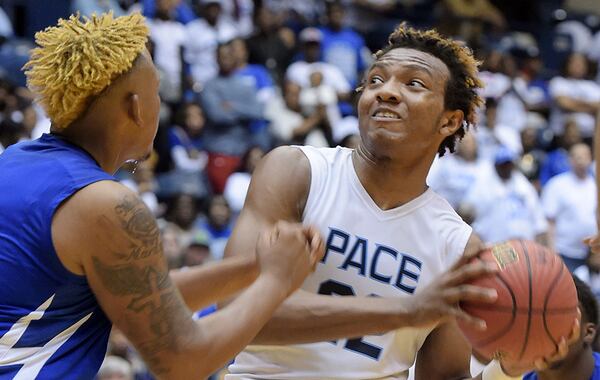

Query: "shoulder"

xmin=52 ymin=181 xmax=151 ymax=274
xmin=246 ymin=146 xmax=311 ymax=219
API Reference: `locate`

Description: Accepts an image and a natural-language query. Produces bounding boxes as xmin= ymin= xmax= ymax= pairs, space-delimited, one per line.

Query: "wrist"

xmin=255 ymin=272 xmax=290 ymax=301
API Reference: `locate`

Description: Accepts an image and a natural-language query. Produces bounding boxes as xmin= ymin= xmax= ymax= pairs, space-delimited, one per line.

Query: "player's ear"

xmin=438 ymin=109 xmax=464 ymax=137
xmin=583 ymin=322 xmax=596 ymax=345
xmin=127 ymin=93 xmax=143 ymax=128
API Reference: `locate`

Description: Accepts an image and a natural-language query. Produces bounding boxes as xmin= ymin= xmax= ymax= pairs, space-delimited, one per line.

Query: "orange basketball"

xmin=458 ymin=240 xmax=578 ymax=366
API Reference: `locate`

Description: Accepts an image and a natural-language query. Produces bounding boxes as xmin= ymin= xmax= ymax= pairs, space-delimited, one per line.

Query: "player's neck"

xmin=352 ymin=145 xmax=432 ymax=210
xmin=52 ymin=121 xmax=125 ymax=174
xmin=538 ymin=349 xmax=595 ymax=380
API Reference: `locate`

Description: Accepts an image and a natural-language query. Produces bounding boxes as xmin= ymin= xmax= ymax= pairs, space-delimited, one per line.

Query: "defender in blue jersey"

xmin=523 ymin=276 xmax=600 ymax=380
xmin=0 ymin=12 xmax=324 ymax=379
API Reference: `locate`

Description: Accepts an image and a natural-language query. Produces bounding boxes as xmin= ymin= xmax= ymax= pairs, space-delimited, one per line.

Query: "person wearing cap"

xmin=285 ymin=27 xmax=352 ymax=105
xmin=461 ymin=146 xmax=548 ymax=244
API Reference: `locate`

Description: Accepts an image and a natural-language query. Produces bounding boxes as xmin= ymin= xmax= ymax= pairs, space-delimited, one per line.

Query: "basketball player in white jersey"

xmin=223 ymin=25 xmax=578 ymax=379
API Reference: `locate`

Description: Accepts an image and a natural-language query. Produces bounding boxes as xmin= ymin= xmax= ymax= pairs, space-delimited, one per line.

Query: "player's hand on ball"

xmin=499 ymin=310 xmax=581 ymax=376
xmin=256 ymin=221 xmax=325 ymax=295
xmin=407 ymin=259 xmax=498 ymax=330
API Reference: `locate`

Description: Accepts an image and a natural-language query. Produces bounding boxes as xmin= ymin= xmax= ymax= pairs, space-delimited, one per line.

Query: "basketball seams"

xmin=542 ymin=256 xmax=565 ymax=347
xmin=470 ymin=257 xmax=518 ymax=347
xmin=517 ymin=241 xmax=534 ymax=361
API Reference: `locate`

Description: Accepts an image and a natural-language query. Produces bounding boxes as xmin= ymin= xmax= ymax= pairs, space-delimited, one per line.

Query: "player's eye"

xmin=369 ymin=76 xmax=384 ymax=85
xmin=407 ymin=79 xmax=426 ymax=88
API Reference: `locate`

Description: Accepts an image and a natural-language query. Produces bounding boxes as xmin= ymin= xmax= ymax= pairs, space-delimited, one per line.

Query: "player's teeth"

xmin=375 ymin=112 xmax=399 ymax=119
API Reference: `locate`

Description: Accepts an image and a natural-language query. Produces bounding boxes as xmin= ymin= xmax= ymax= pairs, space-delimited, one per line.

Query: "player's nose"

xmin=375 ymin=82 xmax=401 ymax=104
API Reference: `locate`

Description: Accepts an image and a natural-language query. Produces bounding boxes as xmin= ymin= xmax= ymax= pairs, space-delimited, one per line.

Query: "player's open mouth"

xmin=371 ymin=109 xmax=401 ymax=120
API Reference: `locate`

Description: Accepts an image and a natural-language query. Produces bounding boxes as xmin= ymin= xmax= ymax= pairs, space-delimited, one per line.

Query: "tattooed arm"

xmin=52 ymin=180 xmax=323 ymax=379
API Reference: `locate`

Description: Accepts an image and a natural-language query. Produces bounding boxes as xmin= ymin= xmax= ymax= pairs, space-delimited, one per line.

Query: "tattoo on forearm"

xmin=92 ymin=195 xmax=190 ymax=375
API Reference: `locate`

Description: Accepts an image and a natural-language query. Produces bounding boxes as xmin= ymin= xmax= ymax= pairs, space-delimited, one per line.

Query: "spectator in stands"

xmin=428 ymin=132 xmax=490 ymax=213
xmin=166 ymin=193 xmax=201 ymax=246
xmin=223 ymin=146 xmax=265 ymax=214
xmin=319 ymin=1 xmax=371 ymax=88
xmin=539 ymin=118 xmax=583 ymax=186
xmin=135 ymin=0 xmax=196 ymax=24
xmin=286 ymin=27 xmax=352 ymax=107
xmin=72 ymin=0 xmax=124 ymax=17
xmin=0 ymin=6 xmax=13 ymax=43
xmin=265 ymin=81 xmax=329 ymax=147
xmin=182 ymin=230 xmax=212 ymax=267
xmin=195 ymin=195 xmax=233 ymax=260
xmin=479 ymin=50 xmax=528 ymax=132
xmin=146 ymin=0 xmax=186 ymax=103
xmin=438 ymin=0 xmax=506 ymax=49
xmin=476 ymin=97 xmax=523 ymax=162
xmin=245 ymin=6 xmax=295 ymax=86
xmin=160 ymin=221 xmax=184 ymax=269
xmin=158 ymin=102 xmax=210 ymax=198
xmin=231 ymin=37 xmax=275 ymax=148
xmin=513 ymin=50 xmax=551 ymax=118
xmin=184 ymin=0 xmax=239 ymax=88
xmin=542 ymin=143 xmax=596 ymax=272
xmin=462 ymin=147 xmax=548 ymax=244
xmin=217 ymin=0 xmax=254 ymax=37
xmin=549 ymin=53 xmax=600 ymax=139
xmin=574 ymin=251 xmax=600 ymax=300
xmin=168 ymin=102 xmax=208 ymax=171
xmin=299 ymin=71 xmax=337 ymax=143
xmin=518 ymin=126 xmax=546 ymax=187
xmin=200 ymin=41 xmax=263 ymax=157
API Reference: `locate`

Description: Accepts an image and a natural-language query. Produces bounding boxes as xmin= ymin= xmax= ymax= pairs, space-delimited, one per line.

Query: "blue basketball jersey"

xmin=523 ymin=352 xmax=600 ymax=380
xmin=0 ymin=134 xmax=115 ymax=379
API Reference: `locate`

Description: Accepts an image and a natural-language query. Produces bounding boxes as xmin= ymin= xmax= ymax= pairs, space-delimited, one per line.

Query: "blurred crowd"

xmin=1 ymin=0 xmax=600 ymax=378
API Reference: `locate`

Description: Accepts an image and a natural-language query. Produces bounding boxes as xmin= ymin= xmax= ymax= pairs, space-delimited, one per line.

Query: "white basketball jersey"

xmin=227 ymin=146 xmax=472 ymax=380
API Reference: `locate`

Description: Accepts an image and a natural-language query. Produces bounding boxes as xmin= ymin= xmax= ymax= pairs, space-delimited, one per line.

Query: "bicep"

xmin=53 ymin=183 xmax=194 ymax=376
xmin=224 ymin=146 xmax=310 ymax=260
xmin=415 ymin=321 xmax=472 ymax=380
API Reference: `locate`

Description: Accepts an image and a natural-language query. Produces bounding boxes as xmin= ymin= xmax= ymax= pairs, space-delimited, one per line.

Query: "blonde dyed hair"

xmin=23 ymin=12 xmax=149 ymax=130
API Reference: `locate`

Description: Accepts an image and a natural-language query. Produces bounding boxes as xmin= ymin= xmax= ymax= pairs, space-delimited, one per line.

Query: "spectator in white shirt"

xmin=428 ymin=132 xmax=490 ymax=214
xmin=286 ymin=28 xmax=352 ymax=105
xmin=146 ymin=0 xmax=187 ymax=103
xmin=549 ymin=53 xmax=600 ymax=138
xmin=543 ymin=143 xmax=596 ymax=272
xmin=184 ymin=0 xmax=240 ymax=87
xmin=462 ymin=146 xmax=548 ymax=244
xmin=476 ymin=97 xmax=523 ymax=162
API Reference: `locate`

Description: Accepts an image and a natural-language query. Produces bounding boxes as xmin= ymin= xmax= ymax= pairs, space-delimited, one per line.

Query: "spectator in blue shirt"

xmin=231 ymin=37 xmax=275 ymax=149
xmin=523 ymin=276 xmax=600 ymax=380
xmin=199 ymin=41 xmax=264 ymax=156
xmin=539 ymin=118 xmax=582 ymax=187
xmin=141 ymin=0 xmax=196 ymax=24
xmin=319 ymin=1 xmax=371 ymax=88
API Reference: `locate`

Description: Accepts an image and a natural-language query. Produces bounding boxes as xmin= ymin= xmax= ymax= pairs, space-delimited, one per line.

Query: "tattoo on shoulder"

xmin=113 ymin=194 xmax=160 ymax=261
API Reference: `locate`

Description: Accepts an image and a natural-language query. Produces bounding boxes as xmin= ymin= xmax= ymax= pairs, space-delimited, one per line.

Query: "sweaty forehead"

xmin=375 ymin=48 xmax=450 ymax=83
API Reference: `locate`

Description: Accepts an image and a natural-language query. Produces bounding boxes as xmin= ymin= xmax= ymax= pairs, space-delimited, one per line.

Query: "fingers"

xmin=443 ymin=284 xmax=498 ymax=304
xmin=446 ymin=261 xmax=498 ymax=286
xmin=568 ymin=311 xmax=581 ymax=345
xmin=447 ymin=307 xmax=488 ymax=331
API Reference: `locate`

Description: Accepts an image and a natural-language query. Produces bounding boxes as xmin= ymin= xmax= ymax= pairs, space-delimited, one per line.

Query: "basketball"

xmin=458 ymin=240 xmax=578 ymax=366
